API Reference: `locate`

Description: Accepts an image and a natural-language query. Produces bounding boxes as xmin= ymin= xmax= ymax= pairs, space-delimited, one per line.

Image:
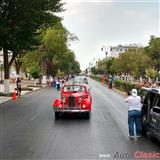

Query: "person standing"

xmin=53 ymin=78 xmax=56 ymax=88
xmin=109 ymin=75 xmax=113 ymax=89
xmin=49 ymin=76 xmax=53 ymax=87
xmin=125 ymin=89 xmax=142 ymax=138
xmin=56 ymin=79 xmax=60 ymax=90
xmin=16 ymin=77 xmax=22 ymax=97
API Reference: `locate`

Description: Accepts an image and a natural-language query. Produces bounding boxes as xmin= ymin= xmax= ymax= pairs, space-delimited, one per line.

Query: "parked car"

xmin=53 ymin=84 xmax=92 ymax=119
xmin=141 ymin=87 xmax=160 ymax=141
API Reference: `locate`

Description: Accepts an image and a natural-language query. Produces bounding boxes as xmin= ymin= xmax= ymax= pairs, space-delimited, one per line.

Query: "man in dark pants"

xmin=125 ymin=89 xmax=142 ymax=139
xmin=16 ymin=77 xmax=22 ymax=97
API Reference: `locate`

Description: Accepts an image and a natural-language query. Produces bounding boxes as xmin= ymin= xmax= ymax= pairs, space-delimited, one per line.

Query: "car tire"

xmin=85 ymin=111 xmax=91 ymax=119
xmin=55 ymin=112 xmax=61 ymax=119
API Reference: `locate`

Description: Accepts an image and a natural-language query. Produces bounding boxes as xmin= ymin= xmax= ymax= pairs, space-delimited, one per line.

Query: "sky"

xmin=59 ymin=0 xmax=160 ymax=70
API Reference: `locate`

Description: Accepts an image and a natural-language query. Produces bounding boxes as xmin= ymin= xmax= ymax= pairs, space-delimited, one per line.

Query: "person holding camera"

xmin=125 ymin=89 xmax=142 ymax=139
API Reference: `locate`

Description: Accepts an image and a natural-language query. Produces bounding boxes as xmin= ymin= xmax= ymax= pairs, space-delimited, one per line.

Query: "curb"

xmin=0 ymin=86 xmax=48 ymax=104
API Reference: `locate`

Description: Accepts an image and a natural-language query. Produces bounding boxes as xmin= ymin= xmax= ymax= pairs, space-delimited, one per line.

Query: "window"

xmin=156 ymin=96 xmax=160 ymax=107
xmin=63 ymin=86 xmax=85 ymax=92
xmin=150 ymin=93 xmax=157 ymax=108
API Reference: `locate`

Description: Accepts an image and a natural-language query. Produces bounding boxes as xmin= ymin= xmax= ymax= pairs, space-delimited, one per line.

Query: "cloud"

xmin=60 ymin=0 xmax=159 ymax=70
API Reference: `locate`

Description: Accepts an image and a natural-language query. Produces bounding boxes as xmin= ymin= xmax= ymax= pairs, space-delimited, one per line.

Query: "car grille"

xmin=68 ymin=96 xmax=75 ymax=108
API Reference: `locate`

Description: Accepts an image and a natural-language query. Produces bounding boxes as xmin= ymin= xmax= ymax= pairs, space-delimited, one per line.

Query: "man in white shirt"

xmin=125 ymin=89 xmax=142 ymax=138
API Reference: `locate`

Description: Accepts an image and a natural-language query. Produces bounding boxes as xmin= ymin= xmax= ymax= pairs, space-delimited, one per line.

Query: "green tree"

xmin=21 ymin=51 xmax=42 ymax=78
xmin=111 ymin=50 xmax=136 ymax=75
xmin=91 ymin=67 xmax=99 ymax=75
xmin=106 ymin=58 xmax=115 ymax=75
xmin=98 ymin=59 xmax=106 ymax=74
xmin=110 ymin=49 xmax=151 ymax=78
xmin=146 ymin=68 xmax=156 ymax=80
xmin=134 ymin=51 xmax=151 ymax=78
xmin=145 ymin=36 xmax=160 ymax=72
xmin=40 ymin=23 xmax=79 ymax=76
xmin=0 ymin=0 xmax=63 ymax=79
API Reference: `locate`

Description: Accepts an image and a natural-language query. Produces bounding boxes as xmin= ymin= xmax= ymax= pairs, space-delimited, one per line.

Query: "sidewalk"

xmin=0 ymin=80 xmax=45 ymax=104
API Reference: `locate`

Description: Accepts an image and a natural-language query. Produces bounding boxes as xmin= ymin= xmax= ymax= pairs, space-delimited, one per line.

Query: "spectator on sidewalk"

xmin=53 ymin=78 xmax=56 ymax=88
xmin=50 ymin=76 xmax=53 ymax=87
xmin=16 ymin=77 xmax=22 ymax=97
xmin=125 ymin=89 xmax=142 ymax=139
xmin=56 ymin=79 xmax=60 ymax=90
xmin=109 ymin=75 xmax=114 ymax=89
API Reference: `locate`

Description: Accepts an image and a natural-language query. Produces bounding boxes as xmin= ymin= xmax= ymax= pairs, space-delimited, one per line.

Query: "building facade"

xmin=106 ymin=44 xmax=141 ymax=58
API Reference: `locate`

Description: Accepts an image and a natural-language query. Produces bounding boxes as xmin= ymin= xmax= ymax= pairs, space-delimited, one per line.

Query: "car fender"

xmin=81 ymin=98 xmax=91 ymax=109
xmin=53 ymin=99 xmax=62 ymax=107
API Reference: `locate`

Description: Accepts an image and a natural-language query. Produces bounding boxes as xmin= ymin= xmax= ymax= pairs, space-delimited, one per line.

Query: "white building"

xmin=86 ymin=58 xmax=99 ymax=76
xmin=0 ymin=49 xmax=16 ymax=80
xmin=106 ymin=44 xmax=141 ymax=58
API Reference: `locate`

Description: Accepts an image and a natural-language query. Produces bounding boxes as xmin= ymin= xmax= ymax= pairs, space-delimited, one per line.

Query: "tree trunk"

xmin=3 ymin=49 xmax=10 ymax=94
xmin=15 ymin=59 xmax=21 ymax=75
xmin=3 ymin=49 xmax=9 ymax=79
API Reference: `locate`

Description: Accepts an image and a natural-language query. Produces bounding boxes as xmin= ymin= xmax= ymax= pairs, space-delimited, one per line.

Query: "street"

xmin=0 ymin=78 xmax=160 ymax=160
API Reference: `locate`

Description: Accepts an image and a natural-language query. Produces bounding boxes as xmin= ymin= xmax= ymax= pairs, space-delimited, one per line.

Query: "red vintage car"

xmin=53 ymin=84 xmax=92 ymax=119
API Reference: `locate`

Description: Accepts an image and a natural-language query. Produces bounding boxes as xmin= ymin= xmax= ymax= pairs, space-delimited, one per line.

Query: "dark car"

xmin=141 ymin=87 xmax=160 ymax=141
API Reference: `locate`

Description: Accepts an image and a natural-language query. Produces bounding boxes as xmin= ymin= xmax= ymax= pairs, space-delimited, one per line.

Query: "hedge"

xmin=114 ymin=80 xmax=141 ymax=92
xmin=0 ymin=92 xmax=12 ymax=97
xmin=90 ymin=75 xmax=109 ymax=84
xmin=91 ymin=75 xmax=141 ymax=93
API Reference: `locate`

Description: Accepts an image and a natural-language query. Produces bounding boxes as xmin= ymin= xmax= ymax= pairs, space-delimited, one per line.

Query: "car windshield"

xmin=63 ymin=86 xmax=85 ymax=93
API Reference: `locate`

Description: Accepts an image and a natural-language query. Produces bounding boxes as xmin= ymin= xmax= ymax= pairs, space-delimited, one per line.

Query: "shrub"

xmin=114 ymin=80 xmax=140 ymax=92
xmin=90 ymin=75 xmax=101 ymax=82
xmin=21 ymin=87 xmax=33 ymax=91
xmin=0 ymin=92 xmax=12 ymax=97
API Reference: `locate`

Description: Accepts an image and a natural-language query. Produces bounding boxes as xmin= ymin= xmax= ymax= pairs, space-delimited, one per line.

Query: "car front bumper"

xmin=54 ymin=110 xmax=90 ymax=113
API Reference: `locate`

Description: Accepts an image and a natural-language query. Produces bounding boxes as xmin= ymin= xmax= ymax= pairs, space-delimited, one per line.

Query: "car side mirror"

xmin=152 ymin=106 xmax=160 ymax=114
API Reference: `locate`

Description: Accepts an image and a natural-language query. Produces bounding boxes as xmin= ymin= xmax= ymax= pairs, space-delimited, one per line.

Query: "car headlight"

xmin=82 ymin=105 xmax=86 ymax=109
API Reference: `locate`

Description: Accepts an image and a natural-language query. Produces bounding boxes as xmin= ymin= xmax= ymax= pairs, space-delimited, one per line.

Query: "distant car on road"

xmin=141 ymin=87 xmax=160 ymax=141
xmin=74 ymin=76 xmax=88 ymax=84
xmin=53 ymin=84 xmax=92 ymax=119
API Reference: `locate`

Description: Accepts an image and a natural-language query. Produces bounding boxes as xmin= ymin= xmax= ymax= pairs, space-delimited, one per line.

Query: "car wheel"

xmin=141 ymin=112 xmax=148 ymax=135
xmin=85 ymin=111 xmax=91 ymax=119
xmin=55 ymin=112 xmax=61 ymax=119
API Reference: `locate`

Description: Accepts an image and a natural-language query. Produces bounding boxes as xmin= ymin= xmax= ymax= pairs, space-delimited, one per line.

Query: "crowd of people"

xmin=141 ymin=80 xmax=160 ymax=88
xmin=49 ymin=75 xmax=72 ymax=90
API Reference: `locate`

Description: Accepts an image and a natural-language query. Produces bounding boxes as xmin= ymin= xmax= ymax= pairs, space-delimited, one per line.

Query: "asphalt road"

xmin=0 ymin=78 xmax=160 ymax=160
